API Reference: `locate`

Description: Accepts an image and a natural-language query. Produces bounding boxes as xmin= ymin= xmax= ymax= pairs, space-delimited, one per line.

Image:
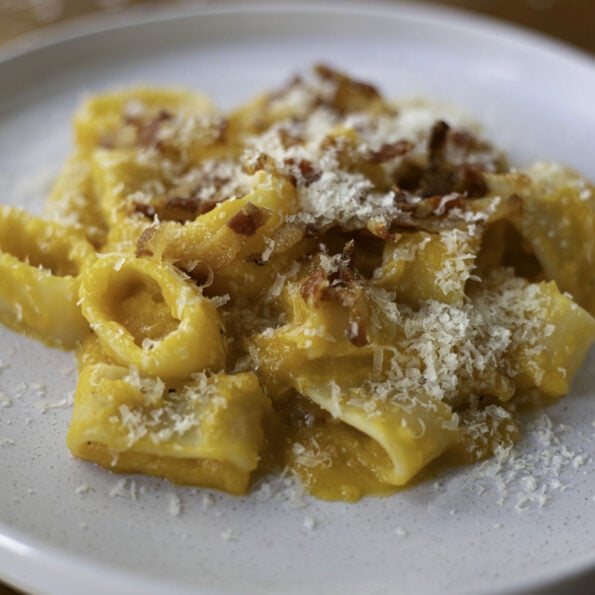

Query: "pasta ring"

xmin=0 ymin=205 xmax=95 ymax=347
xmin=79 ymin=254 xmax=226 ymax=379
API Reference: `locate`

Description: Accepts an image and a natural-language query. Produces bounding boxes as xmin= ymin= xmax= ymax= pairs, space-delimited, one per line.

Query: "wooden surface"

xmin=0 ymin=0 xmax=594 ymax=55
xmin=434 ymin=0 xmax=595 ymax=55
xmin=0 ymin=1 xmax=592 ymax=594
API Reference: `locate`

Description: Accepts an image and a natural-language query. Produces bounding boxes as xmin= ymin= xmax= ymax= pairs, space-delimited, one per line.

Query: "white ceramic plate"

xmin=1 ymin=2 xmax=595 ymax=594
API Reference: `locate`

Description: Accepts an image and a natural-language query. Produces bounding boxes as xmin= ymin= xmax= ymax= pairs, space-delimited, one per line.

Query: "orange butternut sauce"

xmin=260 ymin=393 xmax=397 ymax=502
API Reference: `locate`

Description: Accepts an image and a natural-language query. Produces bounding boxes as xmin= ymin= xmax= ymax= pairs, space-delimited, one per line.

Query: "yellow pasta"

xmin=0 ymin=205 xmax=95 ymax=347
xmin=296 ymin=376 xmax=459 ymax=486
xmin=43 ymin=152 xmax=108 ymax=249
xmin=1 ymin=65 xmax=594 ymax=501
xmin=513 ymin=164 xmax=595 ymax=314
xmin=374 ymin=229 xmax=480 ymax=305
xmin=67 ymin=364 xmax=270 ymax=494
xmin=74 ymin=87 xmax=216 ymax=153
xmin=79 ymin=254 xmax=226 ymax=380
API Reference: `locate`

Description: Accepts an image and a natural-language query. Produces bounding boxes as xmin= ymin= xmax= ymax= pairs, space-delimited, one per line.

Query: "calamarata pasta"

xmin=1 ymin=65 xmax=594 ymax=501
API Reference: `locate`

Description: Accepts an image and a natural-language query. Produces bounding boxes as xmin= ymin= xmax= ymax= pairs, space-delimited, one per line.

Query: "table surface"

xmin=0 ymin=1 xmax=593 ymax=594
xmin=0 ymin=0 xmax=594 ymax=55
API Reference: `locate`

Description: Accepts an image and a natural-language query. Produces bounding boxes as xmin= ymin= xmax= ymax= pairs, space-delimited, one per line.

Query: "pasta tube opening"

xmin=79 ymin=254 xmax=226 ymax=379
xmin=104 ymin=272 xmax=180 ymax=346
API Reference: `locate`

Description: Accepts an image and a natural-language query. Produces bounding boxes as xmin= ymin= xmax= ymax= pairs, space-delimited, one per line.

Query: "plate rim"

xmin=1 ymin=2 xmax=595 ymax=594
xmin=0 ymin=0 xmax=594 ymax=71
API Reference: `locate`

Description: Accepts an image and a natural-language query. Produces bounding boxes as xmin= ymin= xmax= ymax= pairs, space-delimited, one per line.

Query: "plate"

xmin=1 ymin=2 xmax=595 ymax=594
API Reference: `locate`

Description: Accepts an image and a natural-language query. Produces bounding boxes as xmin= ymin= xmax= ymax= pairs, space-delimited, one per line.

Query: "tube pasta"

xmin=74 ymin=87 xmax=216 ymax=153
xmin=512 ymin=164 xmax=595 ymax=315
xmin=79 ymin=254 xmax=226 ymax=380
xmin=43 ymin=152 xmax=108 ymax=249
xmin=295 ymin=376 xmax=459 ymax=486
xmin=504 ymin=280 xmax=595 ymax=400
xmin=374 ymin=229 xmax=480 ymax=306
xmin=1 ymin=66 xmax=594 ymax=501
xmin=0 ymin=205 xmax=95 ymax=347
xmin=67 ymin=364 xmax=270 ymax=494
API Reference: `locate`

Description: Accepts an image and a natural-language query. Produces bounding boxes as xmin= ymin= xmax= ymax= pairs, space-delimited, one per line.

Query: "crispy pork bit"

xmin=300 ymin=268 xmax=328 ymax=305
xmin=299 ymin=242 xmax=370 ymax=347
xmin=132 ymin=170 xmax=236 ymax=224
xmin=213 ymin=117 xmax=229 ymax=144
xmin=454 ymin=164 xmax=488 ymax=199
xmin=163 ymin=196 xmax=217 ymax=220
xmin=428 ymin=120 xmax=451 ymax=158
xmin=135 ymin=225 xmax=158 ymax=257
xmin=227 ymin=203 xmax=270 ymax=236
xmin=278 ymin=127 xmax=304 ymax=149
xmin=284 ymin=158 xmax=322 ymax=187
xmin=419 ymin=120 xmax=454 ymax=198
xmin=300 ymin=243 xmax=357 ymax=307
xmin=125 ymin=109 xmax=173 ymax=148
xmin=133 ymin=201 xmax=157 ymax=219
xmin=241 ymin=152 xmax=276 ymax=175
xmin=367 ymin=140 xmax=414 ymax=164
xmin=345 ymin=318 xmax=368 ymax=347
xmin=405 ymin=120 xmax=491 ymax=201
xmin=132 ymin=194 xmax=217 ymax=223
xmin=313 ymin=63 xmax=382 ymax=113
xmin=314 ymin=64 xmax=381 ymax=101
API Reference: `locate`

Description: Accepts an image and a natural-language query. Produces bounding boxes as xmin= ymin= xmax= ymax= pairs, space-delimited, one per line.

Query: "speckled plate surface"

xmin=1 ymin=2 xmax=595 ymax=594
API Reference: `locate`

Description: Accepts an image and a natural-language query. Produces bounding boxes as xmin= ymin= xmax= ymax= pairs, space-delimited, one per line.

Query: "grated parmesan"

xmin=2 ymin=64 xmax=594 ymax=509
xmin=167 ymin=493 xmax=182 ymax=517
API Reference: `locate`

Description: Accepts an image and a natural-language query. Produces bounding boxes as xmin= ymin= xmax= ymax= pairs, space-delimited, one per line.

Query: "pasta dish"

xmin=1 ymin=65 xmax=594 ymax=501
